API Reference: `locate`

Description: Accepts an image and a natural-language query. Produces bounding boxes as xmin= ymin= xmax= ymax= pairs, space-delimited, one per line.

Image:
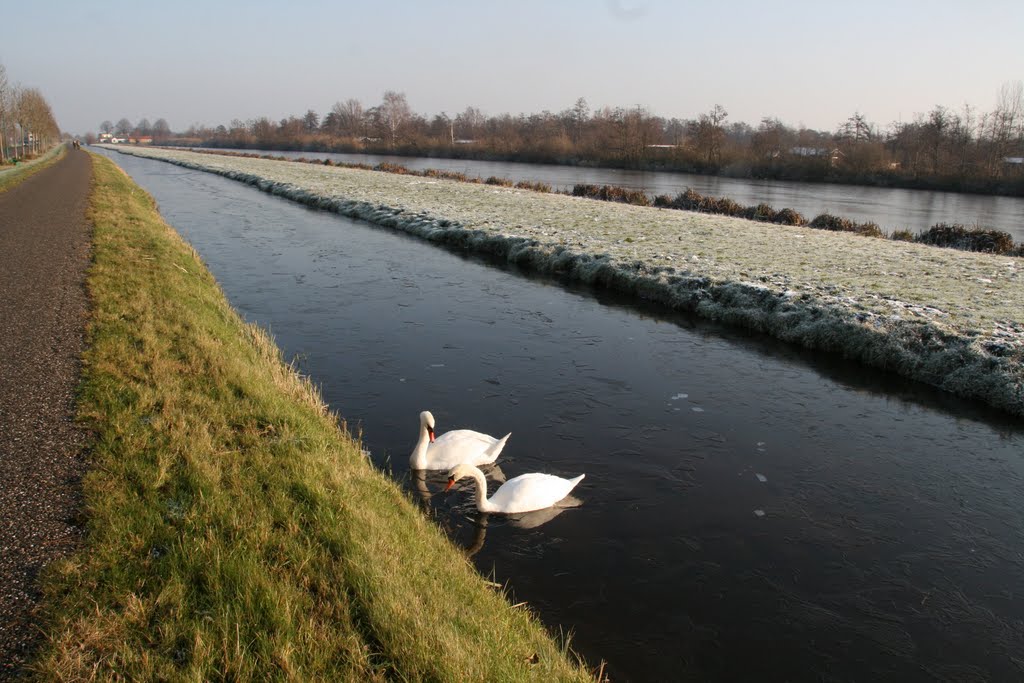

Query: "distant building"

xmin=789 ymin=146 xmax=843 ymax=165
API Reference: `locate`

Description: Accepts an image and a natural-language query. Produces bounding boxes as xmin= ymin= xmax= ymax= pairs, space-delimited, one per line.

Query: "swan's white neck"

xmin=410 ymin=424 xmax=430 ymax=469
xmin=466 ymin=467 xmax=497 ymax=513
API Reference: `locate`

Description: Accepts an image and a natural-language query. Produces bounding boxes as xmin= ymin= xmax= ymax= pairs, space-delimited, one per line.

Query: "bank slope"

xmin=33 ymin=153 xmax=593 ymax=682
xmin=0 ymin=144 xmax=66 ymax=193
xmin=101 ymin=145 xmax=1024 ymax=417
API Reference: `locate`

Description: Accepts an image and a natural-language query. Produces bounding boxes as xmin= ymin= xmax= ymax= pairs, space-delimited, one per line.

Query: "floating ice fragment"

xmin=671 ymin=393 xmax=689 ymax=400
xmin=753 ymin=509 xmax=766 ymax=517
xmin=755 ymin=473 xmax=767 ymax=483
xmin=429 ymin=363 xmax=445 ymax=368
xmin=756 ymin=441 xmax=766 ymax=447
xmin=691 ymin=406 xmax=704 ymax=412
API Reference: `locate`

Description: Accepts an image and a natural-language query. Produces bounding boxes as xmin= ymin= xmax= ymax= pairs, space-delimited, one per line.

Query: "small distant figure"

xmin=72 ymin=140 xmax=81 ymax=150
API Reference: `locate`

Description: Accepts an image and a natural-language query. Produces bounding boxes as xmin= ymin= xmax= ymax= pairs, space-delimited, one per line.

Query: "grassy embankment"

xmin=0 ymin=144 xmax=66 ymax=193
xmin=32 ymin=152 xmax=594 ymax=681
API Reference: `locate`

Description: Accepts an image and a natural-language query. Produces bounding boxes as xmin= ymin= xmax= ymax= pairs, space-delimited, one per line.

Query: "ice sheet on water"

xmin=691 ymin=406 xmax=704 ymax=412
xmin=755 ymin=473 xmax=767 ymax=483
xmin=753 ymin=509 xmax=766 ymax=517
xmin=670 ymin=393 xmax=688 ymax=400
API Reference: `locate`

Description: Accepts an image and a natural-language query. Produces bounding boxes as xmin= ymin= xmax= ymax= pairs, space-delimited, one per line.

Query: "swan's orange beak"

xmin=428 ymin=426 xmax=435 ymax=443
xmin=445 ymin=476 xmax=455 ymax=491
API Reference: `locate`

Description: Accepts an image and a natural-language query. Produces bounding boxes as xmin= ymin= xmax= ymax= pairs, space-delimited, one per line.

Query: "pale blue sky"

xmin=5 ymin=0 xmax=1023 ymax=136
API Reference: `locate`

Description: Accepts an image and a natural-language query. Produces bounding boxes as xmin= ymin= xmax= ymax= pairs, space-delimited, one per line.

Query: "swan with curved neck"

xmin=409 ymin=410 xmax=510 ymax=470
xmin=445 ymin=463 xmax=584 ymax=514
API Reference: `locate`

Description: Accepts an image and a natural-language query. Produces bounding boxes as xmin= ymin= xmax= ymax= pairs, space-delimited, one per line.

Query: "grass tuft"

xmin=915 ymin=222 xmax=1017 ymax=254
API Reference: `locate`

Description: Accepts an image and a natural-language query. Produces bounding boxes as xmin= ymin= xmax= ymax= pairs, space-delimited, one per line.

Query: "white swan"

xmin=410 ymin=410 xmax=510 ymax=470
xmin=446 ymin=463 xmax=585 ymax=514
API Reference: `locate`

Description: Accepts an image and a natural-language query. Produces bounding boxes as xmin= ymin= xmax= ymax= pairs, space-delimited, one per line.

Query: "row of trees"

xmin=97 ymin=117 xmax=173 ymax=140
xmin=101 ymin=83 xmax=1024 ymax=195
xmin=0 ymin=62 xmax=61 ymax=163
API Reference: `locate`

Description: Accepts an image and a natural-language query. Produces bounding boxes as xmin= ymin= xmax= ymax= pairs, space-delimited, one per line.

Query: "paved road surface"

xmin=0 ymin=148 xmax=92 ymax=679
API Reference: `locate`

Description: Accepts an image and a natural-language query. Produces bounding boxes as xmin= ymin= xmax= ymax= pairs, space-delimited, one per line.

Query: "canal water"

xmin=98 ymin=149 xmax=1024 ymax=682
xmin=207 ymin=147 xmax=1024 ymax=243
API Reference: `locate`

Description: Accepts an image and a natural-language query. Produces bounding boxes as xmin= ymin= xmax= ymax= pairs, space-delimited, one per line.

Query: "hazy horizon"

xmin=5 ymin=0 xmax=1024 ymax=136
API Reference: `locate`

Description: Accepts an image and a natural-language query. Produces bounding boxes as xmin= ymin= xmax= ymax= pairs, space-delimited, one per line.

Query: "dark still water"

xmin=208 ymin=147 xmax=1024 ymax=243
xmin=99 ymin=149 xmax=1024 ymax=682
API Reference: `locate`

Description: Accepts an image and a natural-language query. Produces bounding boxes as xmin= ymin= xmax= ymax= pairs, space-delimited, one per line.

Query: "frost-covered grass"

xmin=101 ymin=145 xmax=1024 ymax=416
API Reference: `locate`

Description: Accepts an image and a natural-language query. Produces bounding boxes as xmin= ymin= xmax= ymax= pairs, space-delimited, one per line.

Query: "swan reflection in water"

xmin=459 ymin=496 xmax=583 ymax=556
xmin=410 ymin=467 xmax=581 ymax=556
xmin=411 ymin=465 xmax=507 ymax=508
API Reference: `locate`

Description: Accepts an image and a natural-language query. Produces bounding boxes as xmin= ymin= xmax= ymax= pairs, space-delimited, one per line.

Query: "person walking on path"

xmin=0 ymin=146 xmax=93 ymax=679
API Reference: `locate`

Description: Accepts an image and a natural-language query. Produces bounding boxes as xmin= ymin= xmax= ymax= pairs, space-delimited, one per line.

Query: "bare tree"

xmin=13 ymin=88 xmax=59 ymax=155
xmin=434 ymin=112 xmax=454 ymax=144
xmin=327 ymin=99 xmax=364 ymax=138
xmin=837 ymin=111 xmax=885 ymax=173
xmin=377 ymin=90 xmax=412 ymax=147
xmin=152 ymin=118 xmax=171 ymax=140
xmin=0 ymin=63 xmax=9 ymax=161
xmin=752 ymin=117 xmax=792 ymax=163
xmin=249 ymin=117 xmax=273 ymax=140
xmin=115 ymin=118 xmax=132 ymax=136
xmin=951 ymin=104 xmax=976 ymax=177
xmin=690 ymin=104 xmax=728 ymax=167
xmin=99 ymin=120 xmax=114 ymax=134
xmin=984 ymin=81 xmax=1023 ymax=177
xmin=922 ymin=105 xmax=949 ymax=174
xmin=455 ymin=106 xmax=485 ymax=141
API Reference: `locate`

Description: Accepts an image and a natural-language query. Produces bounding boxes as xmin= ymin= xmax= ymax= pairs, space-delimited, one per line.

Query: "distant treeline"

xmin=96 ymin=83 xmax=1024 ymax=196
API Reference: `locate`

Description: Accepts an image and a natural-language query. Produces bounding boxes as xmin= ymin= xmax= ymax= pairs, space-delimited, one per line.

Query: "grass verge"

xmin=31 ymin=152 xmax=594 ymax=681
xmin=0 ymin=144 xmax=67 ymax=193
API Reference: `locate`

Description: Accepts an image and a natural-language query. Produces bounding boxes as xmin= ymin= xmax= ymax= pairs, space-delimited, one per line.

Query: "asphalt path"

xmin=0 ymin=148 xmax=92 ymax=679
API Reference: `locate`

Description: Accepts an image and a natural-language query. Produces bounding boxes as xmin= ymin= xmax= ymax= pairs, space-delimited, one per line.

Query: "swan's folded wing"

xmin=426 ymin=429 xmax=500 ymax=468
xmin=429 ymin=429 xmax=507 ymax=466
xmin=489 ymin=473 xmax=576 ymax=514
